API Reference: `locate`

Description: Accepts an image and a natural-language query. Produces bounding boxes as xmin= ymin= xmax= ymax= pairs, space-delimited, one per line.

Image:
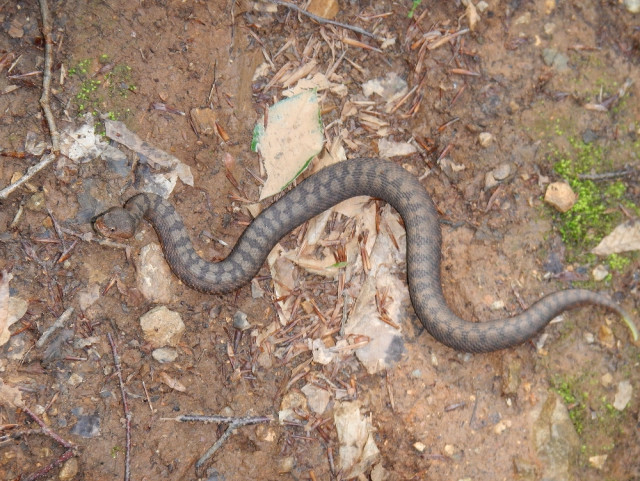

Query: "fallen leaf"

xmin=592 ymin=220 xmax=640 ymax=255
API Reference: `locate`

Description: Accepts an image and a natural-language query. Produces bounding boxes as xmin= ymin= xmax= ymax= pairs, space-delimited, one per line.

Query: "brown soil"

xmin=1 ymin=1 xmax=639 ymax=480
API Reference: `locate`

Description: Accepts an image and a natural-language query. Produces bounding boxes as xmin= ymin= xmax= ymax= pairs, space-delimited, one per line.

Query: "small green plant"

xmin=408 ymin=0 xmax=421 ymax=18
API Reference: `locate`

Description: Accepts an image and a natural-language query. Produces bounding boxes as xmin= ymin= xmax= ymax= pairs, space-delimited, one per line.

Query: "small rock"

xmin=413 ymin=441 xmax=426 ymax=452
xmin=70 ymin=414 xmax=101 ymax=438
xmin=491 ymin=299 xmax=506 ymax=310
xmin=484 ymin=171 xmax=498 ymax=190
xmin=152 ymin=347 xmax=178 ymax=363
xmin=307 ymin=0 xmax=340 ymax=19
xmin=592 ymin=265 xmax=609 ymax=281
xmin=444 ymin=444 xmax=455 ymax=456
xmin=139 ymin=306 xmax=185 ymax=348
xmin=583 ymin=331 xmax=595 ymax=344
xmin=478 ymin=132 xmax=494 ymax=147
xmin=476 ymin=1 xmax=489 ymax=13
xmin=582 ymin=128 xmax=598 ymax=144
xmin=78 ymin=285 xmax=101 ymax=311
xmin=67 ymin=373 xmax=84 ymax=387
xmin=410 ymin=369 xmax=422 ymax=379
xmin=589 ymin=454 xmax=607 ymax=470
xmin=600 ymin=372 xmax=613 ymax=386
xmin=26 ymin=192 xmax=46 ymax=212
xmin=542 ymin=48 xmax=569 ymax=71
xmin=311 ymin=338 xmax=334 ymax=365
xmin=492 ymin=163 xmax=512 ymax=181
xmin=251 ymin=279 xmax=265 ymax=298
xmin=613 ymin=380 xmax=632 ymax=411
xmin=58 ymin=457 xmax=78 ymax=480
xmin=278 ymin=456 xmax=295 ymax=474
xmin=544 ymin=182 xmax=577 ymax=212
xmin=532 ymin=393 xmax=580 ymax=481
xmin=501 ymin=359 xmax=521 ymax=398
xmin=8 ymin=18 xmax=25 ymax=38
xmin=545 ymin=0 xmax=556 ymax=15
xmin=597 ymin=325 xmax=615 ymax=348
xmin=512 ymin=457 xmax=537 ymax=477
xmin=190 ymin=108 xmax=217 ymax=136
xmin=543 ymin=22 xmax=556 ymax=35
xmin=233 ymin=311 xmax=251 ymax=330
xmin=494 ymin=419 xmax=510 ymax=434
xmin=378 ymin=138 xmax=417 ymax=158
xmin=514 ymin=12 xmax=531 ymax=25
xmin=624 ymin=0 xmax=640 ymax=13
xmin=135 ymin=243 xmax=175 ymax=304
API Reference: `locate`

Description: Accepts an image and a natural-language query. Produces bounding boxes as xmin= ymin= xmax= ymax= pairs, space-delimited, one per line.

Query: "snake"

xmin=93 ymin=157 xmax=637 ymax=353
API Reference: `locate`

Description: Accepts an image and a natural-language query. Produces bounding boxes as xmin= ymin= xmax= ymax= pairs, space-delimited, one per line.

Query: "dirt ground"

xmin=1 ymin=1 xmax=639 ymax=480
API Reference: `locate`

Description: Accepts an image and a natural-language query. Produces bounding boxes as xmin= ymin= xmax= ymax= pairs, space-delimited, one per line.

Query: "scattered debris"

xmin=165 ymin=413 xmax=272 ymax=472
xmin=362 ymin=72 xmax=408 ymax=112
xmin=159 ymin=371 xmax=187 ymax=392
xmin=584 ymin=78 xmax=633 ymax=112
xmin=59 ymin=114 xmax=126 ymax=164
xmin=377 ymin=138 xmax=417 ymax=157
xmin=591 ymin=219 xmax=640 ymax=255
xmin=252 ymin=89 xmax=324 ymax=199
xmin=307 ymin=0 xmax=340 ymax=20
xmin=104 ymin=119 xmax=194 ymax=195
xmin=36 ymin=307 xmax=74 ymax=348
xmin=0 ymin=272 xmax=27 ymax=346
xmin=190 ymin=107 xmax=217 ymax=136
xmin=334 ymin=401 xmax=380 ymax=478
xmin=301 ymin=383 xmax=331 ymax=414
xmin=0 ymin=378 xmax=24 ymax=409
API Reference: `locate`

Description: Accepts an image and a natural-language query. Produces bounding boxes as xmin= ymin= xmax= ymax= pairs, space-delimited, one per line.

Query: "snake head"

xmin=93 ymin=207 xmax=137 ymax=240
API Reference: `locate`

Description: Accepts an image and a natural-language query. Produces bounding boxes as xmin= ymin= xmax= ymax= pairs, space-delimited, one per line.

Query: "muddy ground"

xmin=1 ymin=1 xmax=639 ymax=480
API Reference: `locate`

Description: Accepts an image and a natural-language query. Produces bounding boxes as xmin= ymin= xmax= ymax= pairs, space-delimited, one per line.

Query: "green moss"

xmin=551 ymin=375 xmax=585 ymax=434
xmin=67 ymin=56 xmax=136 ymax=124
xmin=549 ymin=138 xmax=637 ymax=256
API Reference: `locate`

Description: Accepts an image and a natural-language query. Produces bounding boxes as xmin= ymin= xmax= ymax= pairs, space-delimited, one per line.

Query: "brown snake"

xmin=94 ymin=157 xmax=637 ymax=353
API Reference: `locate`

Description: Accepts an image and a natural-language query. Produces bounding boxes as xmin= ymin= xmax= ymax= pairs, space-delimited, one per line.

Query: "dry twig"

xmin=38 ymin=0 xmax=60 ymax=153
xmin=22 ymin=406 xmax=77 ymax=481
xmin=0 ymin=0 xmax=59 ymax=200
xmin=108 ymin=333 xmax=132 ymax=481
xmin=265 ymin=0 xmax=377 ymax=39
xmin=165 ymin=414 xmax=272 ymax=470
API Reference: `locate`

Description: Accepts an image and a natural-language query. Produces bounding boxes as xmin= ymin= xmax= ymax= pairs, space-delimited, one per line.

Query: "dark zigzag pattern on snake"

xmin=94 ymin=157 xmax=630 ymax=353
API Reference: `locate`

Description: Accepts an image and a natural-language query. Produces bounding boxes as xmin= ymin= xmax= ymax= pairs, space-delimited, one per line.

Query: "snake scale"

xmin=94 ymin=157 xmax=636 ymax=353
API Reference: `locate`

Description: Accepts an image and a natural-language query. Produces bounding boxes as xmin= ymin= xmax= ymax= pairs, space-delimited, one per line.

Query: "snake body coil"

xmin=94 ymin=158 xmax=636 ymax=352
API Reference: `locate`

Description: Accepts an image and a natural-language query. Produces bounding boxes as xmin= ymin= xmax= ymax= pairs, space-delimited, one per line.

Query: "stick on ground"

xmin=108 ymin=333 xmax=132 ymax=481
